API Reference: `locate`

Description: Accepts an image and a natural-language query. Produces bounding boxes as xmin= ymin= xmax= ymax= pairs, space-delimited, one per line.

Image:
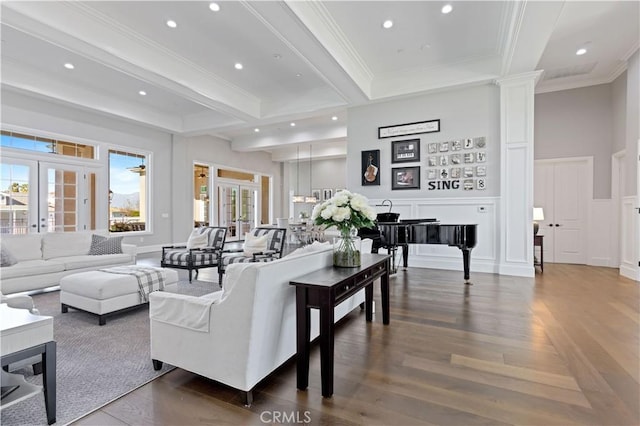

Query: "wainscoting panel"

xmin=620 ymin=196 xmax=639 ymax=280
xmin=589 ymin=199 xmax=613 ymax=267
xmin=370 ymin=197 xmax=499 ymax=274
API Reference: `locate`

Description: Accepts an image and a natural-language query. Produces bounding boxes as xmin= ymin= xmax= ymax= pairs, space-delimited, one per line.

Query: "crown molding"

xmin=285 ymin=0 xmax=374 ymax=98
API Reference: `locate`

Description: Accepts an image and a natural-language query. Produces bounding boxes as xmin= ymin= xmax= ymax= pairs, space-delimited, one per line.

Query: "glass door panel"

xmin=219 ymin=184 xmax=239 ymax=240
xmin=239 ymin=186 xmax=257 ymax=236
xmin=42 ymin=165 xmax=81 ymax=232
xmin=1 ymin=159 xmax=96 ymax=234
xmin=0 ymin=160 xmax=38 ymax=234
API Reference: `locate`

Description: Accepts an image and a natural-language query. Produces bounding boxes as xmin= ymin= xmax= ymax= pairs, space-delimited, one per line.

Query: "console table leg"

xmin=295 ymin=288 xmax=310 ymax=391
xmin=319 ymin=299 xmax=335 ymax=398
xmin=365 ymin=285 xmax=373 ymax=322
xmin=381 ymin=261 xmax=390 ymax=325
xmin=43 ymin=341 xmax=56 ymax=425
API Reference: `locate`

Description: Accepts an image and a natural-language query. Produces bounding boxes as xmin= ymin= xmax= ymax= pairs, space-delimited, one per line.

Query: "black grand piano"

xmin=359 ymin=207 xmax=477 ymax=283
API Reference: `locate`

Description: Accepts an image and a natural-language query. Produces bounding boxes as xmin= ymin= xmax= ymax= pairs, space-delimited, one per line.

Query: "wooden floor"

xmin=74 ymin=264 xmax=639 ymax=426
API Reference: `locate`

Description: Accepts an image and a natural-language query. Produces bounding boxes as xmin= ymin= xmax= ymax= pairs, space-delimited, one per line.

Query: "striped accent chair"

xmin=217 ymin=227 xmax=287 ymax=286
xmin=161 ymin=227 xmax=227 ymax=282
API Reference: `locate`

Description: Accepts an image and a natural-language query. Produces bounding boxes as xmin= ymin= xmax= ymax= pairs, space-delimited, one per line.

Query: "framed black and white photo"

xmin=361 ymin=149 xmax=380 ymax=185
xmin=392 ymin=166 xmax=420 ymax=190
xmin=391 ymin=139 xmax=420 ymax=163
xmin=378 ymin=119 xmax=440 ymax=139
xmin=322 ymin=189 xmax=333 ymax=200
xmin=312 ymin=189 xmax=322 ymax=201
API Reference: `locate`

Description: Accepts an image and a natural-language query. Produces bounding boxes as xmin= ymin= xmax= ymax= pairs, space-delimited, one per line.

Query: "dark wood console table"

xmin=290 ymin=253 xmax=391 ymax=398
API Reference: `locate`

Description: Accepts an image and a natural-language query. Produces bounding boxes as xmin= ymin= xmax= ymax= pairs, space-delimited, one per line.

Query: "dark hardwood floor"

xmin=74 ymin=262 xmax=639 ymax=426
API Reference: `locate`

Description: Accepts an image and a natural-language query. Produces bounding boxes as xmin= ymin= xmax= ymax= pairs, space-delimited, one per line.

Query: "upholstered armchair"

xmin=217 ymin=227 xmax=287 ymax=286
xmin=161 ymin=227 xmax=227 ymax=282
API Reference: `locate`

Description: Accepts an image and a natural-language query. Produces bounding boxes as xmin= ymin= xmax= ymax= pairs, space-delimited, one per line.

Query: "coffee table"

xmin=0 ymin=303 xmax=56 ymax=424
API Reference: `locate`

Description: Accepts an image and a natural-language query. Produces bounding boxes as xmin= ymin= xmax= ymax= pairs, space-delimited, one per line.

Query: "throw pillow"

xmin=0 ymin=245 xmax=18 ymax=267
xmin=186 ymin=229 xmax=208 ymax=249
xmin=89 ymin=234 xmax=123 ymax=255
xmin=243 ymin=233 xmax=268 ymax=257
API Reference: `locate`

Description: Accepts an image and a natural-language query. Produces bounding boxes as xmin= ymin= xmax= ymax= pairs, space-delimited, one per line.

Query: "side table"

xmin=0 ymin=304 xmax=56 ymax=425
xmin=534 ymin=235 xmax=544 ymax=272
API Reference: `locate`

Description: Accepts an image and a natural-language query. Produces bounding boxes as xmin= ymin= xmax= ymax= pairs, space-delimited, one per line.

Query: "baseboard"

xmin=498 ymin=262 xmax=535 ymax=278
xmin=404 ymin=256 xmax=498 ymax=274
xmin=137 ymin=244 xmax=164 ymax=254
xmin=619 ymin=264 xmax=640 ymax=282
xmin=589 ymin=257 xmax=611 ymax=267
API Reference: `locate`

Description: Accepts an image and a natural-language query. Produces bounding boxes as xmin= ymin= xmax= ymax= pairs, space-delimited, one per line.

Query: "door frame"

xmin=534 ymin=156 xmax=592 ymax=264
xmin=2 ymin=152 xmax=104 ymax=233
xmin=611 ymin=150 xmax=625 ymax=268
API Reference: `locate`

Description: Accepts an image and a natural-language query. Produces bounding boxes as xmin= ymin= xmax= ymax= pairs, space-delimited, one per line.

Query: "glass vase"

xmin=333 ymin=235 xmax=362 ymax=267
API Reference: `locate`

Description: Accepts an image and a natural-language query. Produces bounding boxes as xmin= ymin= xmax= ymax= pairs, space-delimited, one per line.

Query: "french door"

xmin=534 ymin=158 xmax=589 ymax=264
xmin=0 ymin=157 xmax=97 ymax=234
xmin=217 ymin=183 xmax=258 ymax=241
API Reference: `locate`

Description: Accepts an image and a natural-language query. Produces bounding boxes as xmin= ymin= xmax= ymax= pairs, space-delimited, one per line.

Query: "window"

xmin=1 ymin=130 xmax=95 ymax=159
xmin=109 ymin=150 xmax=148 ymax=232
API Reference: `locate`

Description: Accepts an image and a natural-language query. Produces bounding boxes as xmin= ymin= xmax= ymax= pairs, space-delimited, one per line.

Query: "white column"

xmin=496 ymin=71 xmax=542 ymax=277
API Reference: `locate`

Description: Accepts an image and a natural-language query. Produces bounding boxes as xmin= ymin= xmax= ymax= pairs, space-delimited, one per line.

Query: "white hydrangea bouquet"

xmin=311 ymin=190 xmax=377 ymax=266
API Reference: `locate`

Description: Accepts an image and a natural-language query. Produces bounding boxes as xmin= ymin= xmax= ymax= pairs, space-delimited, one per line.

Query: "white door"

xmin=534 ymin=159 xmax=589 ymax=264
xmin=0 ymin=158 xmax=96 ymax=234
xmin=217 ymin=183 xmax=259 ymax=241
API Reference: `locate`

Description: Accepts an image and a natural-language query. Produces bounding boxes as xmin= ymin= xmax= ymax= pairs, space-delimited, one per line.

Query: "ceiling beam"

xmin=2 ymin=2 xmax=261 ymax=122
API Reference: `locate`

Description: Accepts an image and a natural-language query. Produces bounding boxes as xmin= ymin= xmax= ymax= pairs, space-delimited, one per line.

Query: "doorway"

xmin=218 ymin=184 xmax=258 ymax=241
xmin=534 ymin=157 xmax=591 ymax=264
xmin=1 ymin=157 xmax=97 ymax=234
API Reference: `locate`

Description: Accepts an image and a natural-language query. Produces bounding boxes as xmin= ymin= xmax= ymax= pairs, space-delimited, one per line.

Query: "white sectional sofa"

xmin=0 ymin=231 xmax=136 ymax=295
xmin=149 ymin=243 xmax=366 ymax=405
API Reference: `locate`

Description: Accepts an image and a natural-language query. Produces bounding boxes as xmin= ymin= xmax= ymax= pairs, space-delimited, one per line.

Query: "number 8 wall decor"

xmin=425 ymin=137 xmax=487 ymax=192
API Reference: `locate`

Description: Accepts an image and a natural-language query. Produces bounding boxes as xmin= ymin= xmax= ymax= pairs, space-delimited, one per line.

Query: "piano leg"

xmin=401 ymin=244 xmax=409 ymax=269
xmin=462 ymin=248 xmax=472 ymax=285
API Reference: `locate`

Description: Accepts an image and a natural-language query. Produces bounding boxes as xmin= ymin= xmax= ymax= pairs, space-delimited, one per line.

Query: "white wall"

xmin=611 ymin=71 xmax=628 ymax=154
xmin=625 ymin=50 xmax=639 ymax=197
xmin=1 ymin=90 xmax=174 ymax=249
xmin=289 ymin=157 xmax=346 ymax=220
xmin=346 ymin=84 xmax=501 ymax=275
xmin=0 ymin=91 xmax=285 ymax=250
xmin=347 ymin=84 xmax=500 ymax=198
xmin=172 ymin=135 xmax=283 ymax=240
xmin=534 ymin=84 xmax=613 ymax=199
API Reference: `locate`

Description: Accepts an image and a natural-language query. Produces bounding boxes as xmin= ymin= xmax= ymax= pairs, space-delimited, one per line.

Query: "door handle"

xmin=31 ymin=224 xmax=37 ymax=228
xmin=555 ymin=224 xmax=561 ymax=227
xmin=548 ymin=224 xmax=554 ymax=227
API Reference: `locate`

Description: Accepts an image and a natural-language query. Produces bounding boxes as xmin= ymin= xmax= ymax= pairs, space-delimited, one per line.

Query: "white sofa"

xmin=149 ymin=243 xmax=366 ymax=404
xmin=0 ymin=231 xmax=136 ymax=295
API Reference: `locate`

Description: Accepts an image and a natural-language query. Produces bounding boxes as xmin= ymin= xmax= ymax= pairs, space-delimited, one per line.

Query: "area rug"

xmin=1 ymin=279 xmax=219 ymax=426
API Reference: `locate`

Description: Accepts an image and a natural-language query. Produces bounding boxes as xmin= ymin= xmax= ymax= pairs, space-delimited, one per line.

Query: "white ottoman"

xmin=60 ymin=268 xmax=179 ymax=325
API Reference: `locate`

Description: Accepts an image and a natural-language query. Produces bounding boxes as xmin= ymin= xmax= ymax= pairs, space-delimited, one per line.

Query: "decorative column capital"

xmin=495 ymin=71 xmax=544 ymax=87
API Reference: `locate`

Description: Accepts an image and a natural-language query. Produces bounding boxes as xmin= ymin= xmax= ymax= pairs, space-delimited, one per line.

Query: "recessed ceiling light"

xmin=295 ymin=73 xmax=302 ymax=77
xmin=209 ymin=2 xmax=220 ymax=12
xmin=290 ymin=122 xmax=296 ymax=127
xmin=64 ymin=63 xmax=74 ymax=69
xmin=441 ymin=4 xmax=453 ymax=14
xmin=166 ymin=20 xmax=177 ymax=28
xmin=576 ymin=48 xmax=587 ymax=56
xmin=254 ymin=128 xmax=260 ymax=133
xmin=382 ymin=20 xmax=393 ymax=29
xmin=331 ymin=116 xmax=338 ymax=121
xmin=235 ymin=63 xmax=243 ymax=70
xmin=138 ymin=90 xmax=147 ymax=96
